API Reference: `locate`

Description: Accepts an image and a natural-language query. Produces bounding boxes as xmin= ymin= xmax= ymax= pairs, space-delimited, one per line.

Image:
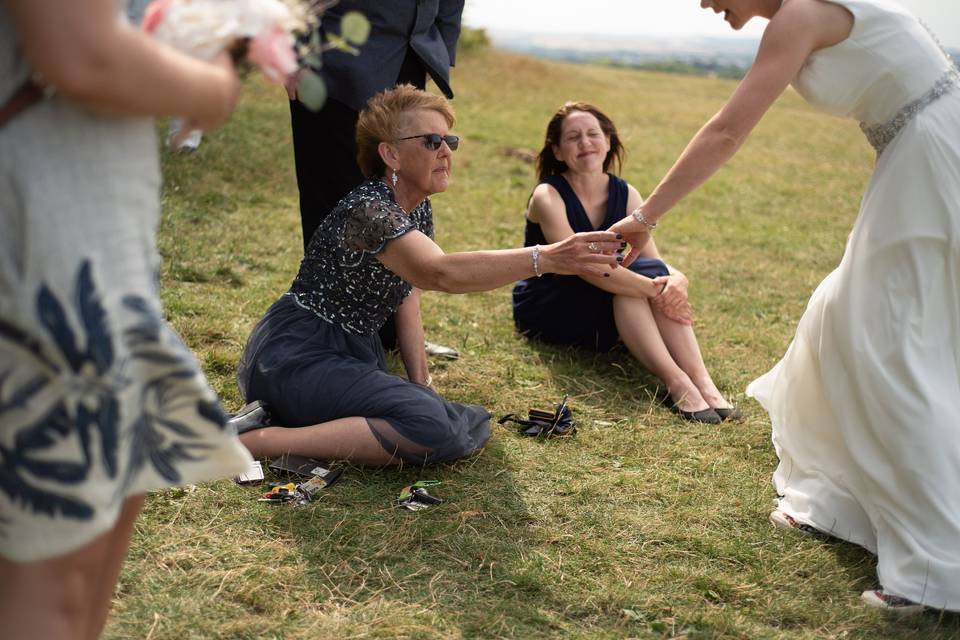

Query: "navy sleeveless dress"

xmin=512 ymin=174 xmax=669 ymax=351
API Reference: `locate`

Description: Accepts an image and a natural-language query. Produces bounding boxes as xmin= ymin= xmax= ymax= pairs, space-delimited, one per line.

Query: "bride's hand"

xmin=651 ymin=274 xmax=693 ymax=325
xmin=608 ymin=215 xmax=651 ymax=267
xmin=541 ymin=231 xmax=622 ymax=277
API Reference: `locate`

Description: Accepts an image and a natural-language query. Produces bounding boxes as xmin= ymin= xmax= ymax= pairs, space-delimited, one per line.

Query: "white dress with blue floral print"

xmin=0 ymin=8 xmax=251 ymax=562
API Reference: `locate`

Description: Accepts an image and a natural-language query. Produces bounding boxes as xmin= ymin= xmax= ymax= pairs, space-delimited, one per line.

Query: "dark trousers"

xmin=289 ymin=49 xmax=428 ymax=349
xmin=289 ymin=97 xmax=363 ymax=251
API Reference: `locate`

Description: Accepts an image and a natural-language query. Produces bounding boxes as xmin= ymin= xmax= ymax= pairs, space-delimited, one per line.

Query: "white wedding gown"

xmin=747 ymin=0 xmax=960 ymax=609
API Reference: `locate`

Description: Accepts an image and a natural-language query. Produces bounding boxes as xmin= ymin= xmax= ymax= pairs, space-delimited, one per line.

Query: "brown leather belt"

xmin=0 ymin=81 xmax=44 ymax=129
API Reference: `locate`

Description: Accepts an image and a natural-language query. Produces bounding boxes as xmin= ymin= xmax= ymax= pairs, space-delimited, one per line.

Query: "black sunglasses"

xmin=397 ymin=133 xmax=460 ymax=151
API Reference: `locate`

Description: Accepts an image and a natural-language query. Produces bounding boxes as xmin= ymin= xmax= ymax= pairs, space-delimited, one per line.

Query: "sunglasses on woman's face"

xmin=397 ymin=133 xmax=460 ymax=151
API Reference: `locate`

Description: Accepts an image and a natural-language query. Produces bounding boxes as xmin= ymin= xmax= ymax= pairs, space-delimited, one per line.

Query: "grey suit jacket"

xmin=319 ymin=0 xmax=464 ymax=111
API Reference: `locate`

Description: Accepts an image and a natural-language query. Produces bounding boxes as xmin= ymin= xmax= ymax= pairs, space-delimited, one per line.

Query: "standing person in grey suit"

xmin=286 ymin=0 xmax=464 ymax=352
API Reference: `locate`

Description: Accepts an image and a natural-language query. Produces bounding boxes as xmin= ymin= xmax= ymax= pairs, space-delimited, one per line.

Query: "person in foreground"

xmin=610 ymin=0 xmax=960 ymax=613
xmin=513 ymin=102 xmax=739 ymax=424
xmin=0 ymin=1 xmax=252 ymax=639
xmin=233 ymin=85 xmax=621 ymax=465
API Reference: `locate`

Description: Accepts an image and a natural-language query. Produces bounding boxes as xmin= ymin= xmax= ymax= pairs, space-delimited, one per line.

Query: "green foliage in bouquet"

xmin=296 ymin=9 xmax=370 ymax=111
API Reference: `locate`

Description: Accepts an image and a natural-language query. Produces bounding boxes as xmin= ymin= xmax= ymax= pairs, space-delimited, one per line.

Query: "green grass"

xmin=106 ymin=49 xmax=960 ymax=639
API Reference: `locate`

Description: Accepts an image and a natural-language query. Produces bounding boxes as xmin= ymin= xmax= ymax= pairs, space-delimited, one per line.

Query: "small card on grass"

xmin=235 ymin=460 xmax=265 ymax=485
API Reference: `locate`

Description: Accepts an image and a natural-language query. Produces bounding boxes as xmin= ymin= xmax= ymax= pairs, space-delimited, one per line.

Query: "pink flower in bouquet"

xmin=142 ymin=0 xmax=173 ymax=34
xmin=248 ymin=24 xmax=298 ymax=84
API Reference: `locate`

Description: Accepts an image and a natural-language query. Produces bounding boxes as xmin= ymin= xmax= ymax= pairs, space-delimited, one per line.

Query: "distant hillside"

xmin=489 ymin=30 xmax=960 ymax=80
xmin=490 ymin=31 xmax=760 ymax=79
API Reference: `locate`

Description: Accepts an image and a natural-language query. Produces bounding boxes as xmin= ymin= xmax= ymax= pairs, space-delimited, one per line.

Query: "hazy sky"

xmin=463 ymin=0 xmax=960 ymax=48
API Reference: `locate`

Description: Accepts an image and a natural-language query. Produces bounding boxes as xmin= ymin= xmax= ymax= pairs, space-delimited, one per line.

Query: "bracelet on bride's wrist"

xmin=631 ymin=208 xmax=658 ymax=231
xmin=531 ymin=245 xmax=543 ymax=277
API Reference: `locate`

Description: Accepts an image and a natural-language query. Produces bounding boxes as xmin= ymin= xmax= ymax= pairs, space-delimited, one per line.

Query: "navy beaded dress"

xmin=512 ymin=174 xmax=669 ymax=351
xmin=237 ymin=179 xmax=490 ymax=464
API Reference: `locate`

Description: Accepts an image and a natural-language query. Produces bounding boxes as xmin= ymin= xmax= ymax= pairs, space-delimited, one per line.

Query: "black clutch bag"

xmin=498 ymin=395 xmax=576 ymax=438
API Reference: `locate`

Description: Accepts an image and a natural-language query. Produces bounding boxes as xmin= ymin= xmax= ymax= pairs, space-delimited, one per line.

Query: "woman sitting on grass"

xmin=232 ymin=85 xmax=622 ymax=465
xmin=513 ymin=102 xmax=739 ymax=424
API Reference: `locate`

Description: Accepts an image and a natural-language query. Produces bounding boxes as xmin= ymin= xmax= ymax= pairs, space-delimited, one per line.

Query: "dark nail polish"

xmin=603 ymin=273 xmax=610 ymax=277
xmin=617 ymin=256 xmax=624 ymax=263
xmin=615 ymin=233 xmax=623 ymax=239
xmin=620 ymin=242 xmax=628 ymax=249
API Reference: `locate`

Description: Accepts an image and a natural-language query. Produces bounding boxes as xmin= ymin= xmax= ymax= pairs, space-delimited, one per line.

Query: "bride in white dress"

xmin=611 ymin=0 xmax=960 ymax=612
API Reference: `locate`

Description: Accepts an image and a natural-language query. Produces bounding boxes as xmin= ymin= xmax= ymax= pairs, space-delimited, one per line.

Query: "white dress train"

xmin=747 ymin=0 xmax=960 ymax=610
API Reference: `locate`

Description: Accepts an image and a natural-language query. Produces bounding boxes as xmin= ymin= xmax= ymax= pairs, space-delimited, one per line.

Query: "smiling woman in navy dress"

xmin=513 ymin=102 xmax=739 ymax=424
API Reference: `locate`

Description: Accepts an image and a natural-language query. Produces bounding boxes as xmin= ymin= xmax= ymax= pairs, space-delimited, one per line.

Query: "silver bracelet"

xmin=631 ymin=208 xmax=658 ymax=231
xmin=531 ymin=245 xmax=543 ymax=277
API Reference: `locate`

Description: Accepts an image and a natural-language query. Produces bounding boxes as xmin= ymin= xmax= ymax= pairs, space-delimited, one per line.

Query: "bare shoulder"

xmin=527 ymin=182 xmax=565 ymax=224
xmin=772 ymin=0 xmax=854 ymax=50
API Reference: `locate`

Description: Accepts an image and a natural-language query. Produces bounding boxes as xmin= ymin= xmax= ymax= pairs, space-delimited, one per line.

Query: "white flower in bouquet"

xmin=143 ymin=0 xmax=369 ymax=110
xmin=143 ymin=0 xmax=307 ymax=83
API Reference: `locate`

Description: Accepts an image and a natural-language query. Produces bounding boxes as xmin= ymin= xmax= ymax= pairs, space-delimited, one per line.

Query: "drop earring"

xmin=391 ymin=170 xmax=399 ymax=187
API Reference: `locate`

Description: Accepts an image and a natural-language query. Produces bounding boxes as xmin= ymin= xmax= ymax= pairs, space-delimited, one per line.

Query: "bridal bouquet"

xmin=143 ymin=0 xmax=369 ymax=110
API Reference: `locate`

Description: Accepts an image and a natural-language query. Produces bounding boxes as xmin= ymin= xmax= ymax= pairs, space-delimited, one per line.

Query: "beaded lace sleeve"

xmin=343 ymin=200 xmax=416 ymax=255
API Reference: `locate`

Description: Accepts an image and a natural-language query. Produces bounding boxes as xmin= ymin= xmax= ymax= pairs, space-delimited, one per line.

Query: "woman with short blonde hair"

xmin=233 ymin=85 xmax=623 ymax=466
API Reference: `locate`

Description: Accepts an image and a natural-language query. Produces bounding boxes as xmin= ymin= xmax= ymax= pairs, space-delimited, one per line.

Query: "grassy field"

xmin=105 ymin=48 xmax=960 ymax=639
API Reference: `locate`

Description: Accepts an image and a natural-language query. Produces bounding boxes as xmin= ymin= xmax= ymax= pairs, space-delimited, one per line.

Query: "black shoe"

xmin=674 ymin=407 xmax=723 ymax=424
xmin=227 ymin=400 xmax=272 ymax=435
xmin=661 ymin=393 xmax=722 ymax=424
xmin=713 ymin=406 xmax=743 ymax=422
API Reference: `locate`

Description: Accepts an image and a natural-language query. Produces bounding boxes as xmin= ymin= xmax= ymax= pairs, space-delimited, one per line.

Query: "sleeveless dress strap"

xmin=544 ymin=174 xmax=626 ymax=232
xmin=543 ymin=174 xmax=591 ymax=232
xmin=604 ymin=175 xmax=629 ymax=228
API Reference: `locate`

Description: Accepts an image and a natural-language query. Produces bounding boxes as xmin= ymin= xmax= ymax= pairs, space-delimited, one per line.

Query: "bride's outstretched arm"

xmin=611 ymin=0 xmax=852 ymax=263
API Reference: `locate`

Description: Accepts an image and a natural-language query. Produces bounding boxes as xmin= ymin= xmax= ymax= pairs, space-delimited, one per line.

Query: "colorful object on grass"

xmin=398 ymin=480 xmax=444 ymax=511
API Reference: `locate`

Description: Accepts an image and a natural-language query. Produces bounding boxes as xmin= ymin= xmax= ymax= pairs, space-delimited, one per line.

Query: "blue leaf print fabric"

xmin=0 ymin=260 xmax=250 ymax=562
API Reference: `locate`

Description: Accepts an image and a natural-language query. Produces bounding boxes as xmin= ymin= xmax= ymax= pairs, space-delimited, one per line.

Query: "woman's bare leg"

xmin=613 ymin=295 xmax=709 ymax=411
xmin=239 ymin=417 xmax=401 ymax=464
xmin=85 ymin=494 xmax=145 ymax=640
xmin=0 ymin=494 xmax=145 ymax=640
xmin=649 ymin=306 xmax=732 ymax=409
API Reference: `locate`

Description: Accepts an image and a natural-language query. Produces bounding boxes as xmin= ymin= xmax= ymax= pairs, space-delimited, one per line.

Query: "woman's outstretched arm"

xmin=530 ymin=182 xmax=663 ymax=299
xmin=376 ymin=229 xmax=622 ymax=294
xmin=611 ymin=0 xmax=852 ymax=262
